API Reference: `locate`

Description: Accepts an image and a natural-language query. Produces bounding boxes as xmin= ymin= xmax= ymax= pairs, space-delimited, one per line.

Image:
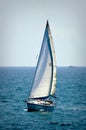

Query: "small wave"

xmin=50 ymin=122 xmax=59 ymax=125
xmin=60 ymin=123 xmax=71 ymax=126
xmin=1 ymin=100 xmax=8 ymax=103
xmin=50 ymin=122 xmax=72 ymax=126
xmin=24 ymin=108 xmax=28 ymax=111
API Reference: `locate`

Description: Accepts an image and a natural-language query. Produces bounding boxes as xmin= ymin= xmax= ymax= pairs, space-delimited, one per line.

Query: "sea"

xmin=0 ymin=67 xmax=86 ymax=130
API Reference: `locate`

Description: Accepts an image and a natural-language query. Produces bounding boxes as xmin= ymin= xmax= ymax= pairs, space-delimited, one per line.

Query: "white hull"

xmin=27 ymin=100 xmax=54 ymax=112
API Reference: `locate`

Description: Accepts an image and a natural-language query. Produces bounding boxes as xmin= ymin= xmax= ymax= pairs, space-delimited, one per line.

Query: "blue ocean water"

xmin=0 ymin=67 xmax=86 ymax=130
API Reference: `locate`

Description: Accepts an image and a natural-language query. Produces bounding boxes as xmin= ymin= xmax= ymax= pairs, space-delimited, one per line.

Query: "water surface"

xmin=0 ymin=67 xmax=86 ymax=130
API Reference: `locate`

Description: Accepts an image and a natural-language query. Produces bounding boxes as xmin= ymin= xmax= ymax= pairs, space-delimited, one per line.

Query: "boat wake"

xmin=24 ymin=108 xmax=28 ymax=111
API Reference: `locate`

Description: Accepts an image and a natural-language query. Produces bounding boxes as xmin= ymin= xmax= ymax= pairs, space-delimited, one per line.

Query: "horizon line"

xmin=0 ymin=65 xmax=86 ymax=67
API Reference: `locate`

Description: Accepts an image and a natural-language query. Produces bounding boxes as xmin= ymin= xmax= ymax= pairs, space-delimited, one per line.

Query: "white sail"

xmin=29 ymin=22 xmax=53 ymax=99
xmin=29 ymin=21 xmax=56 ymax=99
xmin=48 ymin=23 xmax=57 ymax=95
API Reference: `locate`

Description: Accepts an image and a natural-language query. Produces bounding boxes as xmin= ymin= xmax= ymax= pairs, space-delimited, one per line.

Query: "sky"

xmin=0 ymin=0 xmax=86 ymax=66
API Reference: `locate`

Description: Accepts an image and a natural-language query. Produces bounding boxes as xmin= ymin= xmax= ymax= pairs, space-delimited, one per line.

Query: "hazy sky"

xmin=0 ymin=0 xmax=86 ymax=66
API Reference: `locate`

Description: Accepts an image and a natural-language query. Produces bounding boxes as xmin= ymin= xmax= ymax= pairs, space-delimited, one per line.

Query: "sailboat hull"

xmin=27 ymin=102 xmax=54 ymax=112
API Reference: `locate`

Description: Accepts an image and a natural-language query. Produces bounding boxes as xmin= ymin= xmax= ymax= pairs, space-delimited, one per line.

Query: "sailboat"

xmin=27 ymin=21 xmax=57 ymax=112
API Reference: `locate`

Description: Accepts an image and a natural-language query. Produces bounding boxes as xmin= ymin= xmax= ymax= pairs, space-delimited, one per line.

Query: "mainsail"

xmin=29 ymin=21 xmax=56 ymax=99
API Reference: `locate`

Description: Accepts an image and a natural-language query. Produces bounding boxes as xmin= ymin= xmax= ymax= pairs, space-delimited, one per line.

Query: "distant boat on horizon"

xmin=26 ymin=21 xmax=57 ymax=112
xmin=69 ymin=65 xmax=76 ymax=68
